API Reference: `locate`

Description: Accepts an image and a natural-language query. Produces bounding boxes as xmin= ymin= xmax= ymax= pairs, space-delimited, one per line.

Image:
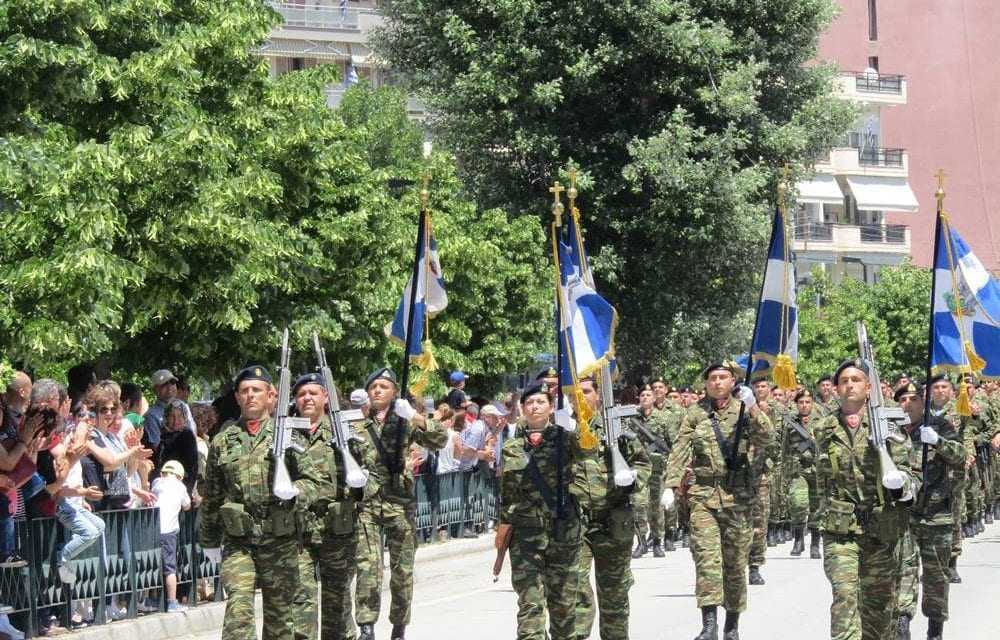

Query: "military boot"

xmin=986 ymin=508 xmax=994 ymax=524
xmin=790 ymin=526 xmax=805 ymax=556
xmin=359 ymin=624 xmax=375 ymax=640
xmin=977 ymin=516 xmax=985 ymax=533
xmin=632 ymin=535 xmax=648 ymax=559
xmin=391 ymin=624 xmax=406 ymax=640
xmin=663 ymin=529 xmax=676 ymax=552
xmin=651 ymin=537 xmax=665 ymax=557
xmin=926 ymin=618 xmax=943 ymax=640
xmin=693 ymin=606 xmax=718 ymax=640
xmin=948 ymin=558 xmax=962 ymax=584
xmin=809 ymin=528 xmax=822 ymax=559
xmin=766 ymin=525 xmax=777 ymax=547
xmin=722 ymin=611 xmax=740 ymax=640
xmin=748 ymin=565 xmax=765 ymax=585
xmin=682 ymin=531 xmax=690 ymax=548
xmin=896 ymin=613 xmax=911 ymax=640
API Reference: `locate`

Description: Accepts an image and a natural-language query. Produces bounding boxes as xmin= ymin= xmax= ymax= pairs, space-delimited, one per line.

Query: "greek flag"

xmin=749 ymin=208 xmax=798 ymax=385
xmin=555 ymin=211 xmax=617 ymax=387
xmin=931 ymin=215 xmax=1000 ymax=377
xmin=386 ymin=216 xmax=447 ymax=358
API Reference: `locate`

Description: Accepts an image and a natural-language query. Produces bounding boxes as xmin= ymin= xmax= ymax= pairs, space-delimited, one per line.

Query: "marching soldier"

xmin=747 ymin=379 xmax=781 ymax=586
xmin=632 ymin=383 xmax=673 ymax=557
xmin=291 ymin=374 xmax=379 ymax=640
xmin=199 ymin=366 xmax=328 ymax=640
xmin=499 ymin=380 xmax=583 ymax=640
xmin=664 ymin=362 xmax=773 ymax=640
xmin=652 ymin=378 xmax=686 ymax=550
xmin=574 ymin=376 xmax=651 ymax=640
xmin=354 ymin=368 xmax=446 ymax=640
xmin=785 ymin=389 xmax=822 ymax=560
xmin=816 ymin=375 xmax=839 ymax=416
xmin=814 ymin=360 xmax=919 ymax=640
xmin=895 ymin=382 xmax=965 ymax=640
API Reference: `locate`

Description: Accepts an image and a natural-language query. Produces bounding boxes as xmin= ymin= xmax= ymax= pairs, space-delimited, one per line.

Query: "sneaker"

xmin=57 ymin=563 xmax=76 ymax=585
xmin=166 ymin=601 xmax=187 ymax=613
xmin=0 ymin=614 xmax=25 ymax=640
xmin=138 ymin=598 xmax=160 ymax=613
xmin=109 ymin=605 xmax=128 ymax=621
xmin=0 ymin=554 xmax=27 ymax=569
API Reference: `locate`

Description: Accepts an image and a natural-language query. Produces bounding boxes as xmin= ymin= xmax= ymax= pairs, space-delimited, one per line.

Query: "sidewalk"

xmin=58 ymin=535 xmax=494 ymax=640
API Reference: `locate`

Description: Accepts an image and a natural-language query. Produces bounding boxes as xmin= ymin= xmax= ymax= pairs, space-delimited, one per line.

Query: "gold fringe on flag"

xmin=572 ymin=386 xmax=600 ymax=450
xmin=772 ymin=354 xmax=797 ymax=391
xmin=956 ymin=380 xmax=973 ymax=417
xmin=964 ymin=340 xmax=986 ymax=373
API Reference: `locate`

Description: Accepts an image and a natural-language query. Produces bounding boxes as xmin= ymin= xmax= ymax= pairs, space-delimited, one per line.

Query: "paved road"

xmin=186 ymin=525 xmax=1000 ymax=640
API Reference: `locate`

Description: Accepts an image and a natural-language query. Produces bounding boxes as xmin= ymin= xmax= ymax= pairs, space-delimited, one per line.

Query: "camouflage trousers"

xmin=964 ymin=464 xmax=983 ymax=522
xmin=898 ymin=523 xmax=952 ymax=621
xmin=951 ymin=471 xmax=965 ymax=559
xmin=770 ymin=461 xmax=788 ymax=526
xmin=221 ymin=537 xmax=299 ymax=640
xmin=510 ymin=520 xmax=582 ymax=640
xmin=823 ymin=532 xmax=904 ymax=640
xmin=575 ymin=513 xmax=633 ymax=640
xmin=355 ymin=502 xmax=416 ymax=626
xmin=788 ymin=470 xmax=821 ymax=527
xmin=749 ymin=475 xmax=769 ymax=567
xmin=689 ymin=501 xmax=752 ymax=612
xmin=634 ymin=462 xmax=675 ymax=541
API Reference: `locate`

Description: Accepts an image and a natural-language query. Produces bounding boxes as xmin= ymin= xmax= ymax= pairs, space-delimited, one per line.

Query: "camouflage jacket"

xmin=929 ymin=400 xmax=977 ymax=459
xmin=784 ymin=410 xmax=821 ymax=479
xmin=905 ymin=416 xmax=965 ymax=526
xmin=630 ymin=408 xmax=673 ymax=470
xmin=663 ymin=397 xmax=773 ymax=508
xmin=574 ymin=416 xmax=651 ymax=518
xmin=500 ymin=421 xmax=583 ymax=529
xmin=652 ymin=400 xmax=685 ymax=442
xmin=199 ymin=417 xmax=328 ymax=548
xmin=301 ymin=416 xmax=380 ymax=543
xmin=358 ymin=411 xmax=446 ymax=508
xmin=814 ymin=409 xmax=918 ymax=539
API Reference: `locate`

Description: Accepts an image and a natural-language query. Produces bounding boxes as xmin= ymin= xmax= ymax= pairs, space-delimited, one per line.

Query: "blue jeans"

xmin=0 ymin=514 xmax=13 ymax=557
xmin=55 ymin=500 xmax=105 ymax=566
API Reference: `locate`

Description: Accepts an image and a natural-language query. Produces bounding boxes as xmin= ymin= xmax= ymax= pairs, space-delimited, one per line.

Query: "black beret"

xmin=651 ymin=376 xmax=668 ymax=386
xmin=701 ymin=361 xmax=737 ymax=380
xmin=833 ymin=359 xmax=870 ymax=385
xmin=894 ymin=381 xmax=922 ymax=402
xmin=816 ymin=375 xmax=833 ymax=385
xmin=365 ymin=367 xmax=397 ymax=390
xmin=793 ymin=388 xmax=813 ymax=402
xmin=535 ymin=367 xmax=558 ymax=381
xmin=927 ymin=373 xmax=951 ymax=387
xmin=521 ymin=381 xmax=550 ymax=404
xmin=234 ymin=365 xmax=272 ymax=387
xmin=640 ymin=383 xmax=653 ymax=393
xmin=292 ymin=373 xmax=325 ymax=394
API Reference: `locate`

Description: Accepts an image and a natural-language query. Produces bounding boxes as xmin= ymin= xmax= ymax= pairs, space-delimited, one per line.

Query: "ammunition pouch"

xmin=607 ymin=507 xmax=634 ymax=544
xmin=868 ymin=505 xmax=908 ymax=543
xmin=219 ymin=503 xmax=259 ymax=539
xmin=324 ymin=500 xmax=356 ymax=536
xmin=823 ymin=498 xmax=857 ymax=535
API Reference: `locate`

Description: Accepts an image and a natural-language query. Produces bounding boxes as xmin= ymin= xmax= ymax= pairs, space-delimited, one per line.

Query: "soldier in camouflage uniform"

xmin=291 ymin=374 xmax=379 ymax=640
xmin=354 ymin=368 xmax=447 ymax=640
xmin=747 ymin=379 xmax=782 ymax=585
xmin=814 ymin=360 xmax=919 ymax=640
xmin=786 ymin=389 xmax=822 ymax=559
xmin=816 ymin=375 xmax=840 ymax=417
xmin=199 ymin=366 xmax=328 ymax=640
xmin=894 ymin=382 xmax=965 ymax=640
xmin=664 ymin=362 xmax=773 ymax=640
xmin=573 ymin=376 xmax=651 ymax=640
xmin=631 ymin=383 xmax=673 ymax=557
xmin=653 ymin=379 xmax=686 ymax=548
xmin=500 ymin=381 xmax=584 ymax=640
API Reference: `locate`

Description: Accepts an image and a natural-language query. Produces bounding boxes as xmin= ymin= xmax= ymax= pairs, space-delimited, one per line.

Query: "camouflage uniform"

xmin=294 ymin=416 xmax=379 ymax=640
xmin=927 ymin=400 xmax=974 ymax=561
xmin=574 ymin=415 xmax=651 ymax=640
xmin=814 ymin=410 xmax=919 ymax=640
xmin=501 ymin=420 xmax=584 ymax=640
xmin=749 ymin=401 xmax=783 ymax=568
xmin=355 ymin=411 xmax=446 ymax=627
xmin=656 ymin=402 xmax=686 ymax=540
xmin=897 ymin=412 xmax=965 ymax=625
xmin=199 ymin=417 xmax=327 ymax=640
xmin=664 ymin=397 xmax=773 ymax=613
xmin=786 ymin=409 xmax=822 ymax=552
xmin=630 ymin=406 xmax=673 ymax=546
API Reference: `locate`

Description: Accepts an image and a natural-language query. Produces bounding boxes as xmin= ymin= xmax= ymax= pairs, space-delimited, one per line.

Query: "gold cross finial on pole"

xmin=935 ymin=169 xmax=946 ymax=211
xmin=778 ymin=164 xmax=790 ymax=215
xmin=567 ymin=165 xmax=578 ymax=211
xmin=420 ymin=167 xmax=431 ymax=212
xmin=550 ymin=181 xmax=565 ymax=225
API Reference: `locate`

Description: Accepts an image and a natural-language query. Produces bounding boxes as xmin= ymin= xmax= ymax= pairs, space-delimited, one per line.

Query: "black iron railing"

xmin=860 ymin=224 xmax=908 ymax=244
xmin=854 ymin=72 xmax=904 ymax=94
xmin=858 ymin=147 xmax=904 ymax=167
xmin=794 ymin=222 xmax=834 ymax=242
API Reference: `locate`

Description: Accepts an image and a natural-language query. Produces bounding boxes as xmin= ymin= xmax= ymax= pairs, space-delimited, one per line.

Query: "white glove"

xmin=554 ymin=408 xmax=576 ymax=432
xmin=203 ymin=547 xmax=222 ymax=564
xmin=737 ymin=385 xmax=756 ymax=409
xmin=614 ymin=468 xmax=637 ymax=487
xmin=882 ymin=469 xmax=905 ymax=491
xmin=394 ymin=398 xmax=417 ymax=421
xmin=274 ymin=483 xmax=300 ymax=501
xmin=920 ymin=426 xmax=940 ymax=446
xmin=660 ymin=488 xmax=676 ymax=509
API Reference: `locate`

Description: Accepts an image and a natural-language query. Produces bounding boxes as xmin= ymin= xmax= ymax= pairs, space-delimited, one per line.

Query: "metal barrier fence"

xmin=0 ymin=508 xmax=221 ymax=638
xmin=413 ymin=468 xmax=499 ymax=540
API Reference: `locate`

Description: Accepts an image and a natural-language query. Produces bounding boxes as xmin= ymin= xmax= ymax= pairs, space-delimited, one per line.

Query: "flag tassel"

xmin=572 ymin=387 xmax=600 ymax=450
xmin=956 ymin=380 xmax=973 ymax=417
xmin=773 ymin=353 xmax=797 ymax=391
xmin=964 ymin=340 xmax=986 ymax=373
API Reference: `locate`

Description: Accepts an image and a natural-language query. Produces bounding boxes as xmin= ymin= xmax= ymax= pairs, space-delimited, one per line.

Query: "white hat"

xmin=350 ymin=389 xmax=369 ymax=407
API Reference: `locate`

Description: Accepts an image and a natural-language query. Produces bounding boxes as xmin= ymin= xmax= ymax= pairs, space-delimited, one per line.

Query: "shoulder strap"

xmin=710 ymin=413 xmax=734 ymax=469
xmin=366 ymin=422 xmax=396 ymax=473
xmin=524 ymin=452 xmax=558 ymax=512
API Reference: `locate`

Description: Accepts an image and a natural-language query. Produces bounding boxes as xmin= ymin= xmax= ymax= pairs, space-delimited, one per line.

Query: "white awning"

xmin=257 ymin=39 xmax=349 ymax=61
xmin=845 ymin=176 xmax=919 ymax=212
xmin=796 ymin=175 xmax=844 ymax=205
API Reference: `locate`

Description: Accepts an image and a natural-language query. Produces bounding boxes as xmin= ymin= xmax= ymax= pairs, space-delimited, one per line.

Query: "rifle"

xmin=598 ymin=365 xmax=638 ymax=487
xmin=492 ymin=523 xmax=513 ymax=582
xmin=272 ymin=328 xmax=311 ymax=499
xmin=855 ymin=321 xmax=911 ymax=492
xmin=312 ymin=332 xmax=369 ymax=489
xmin=633 ymin=419 xmax=670 ymax=455
xmin=976 ymin=443 xmax=992 ymax=494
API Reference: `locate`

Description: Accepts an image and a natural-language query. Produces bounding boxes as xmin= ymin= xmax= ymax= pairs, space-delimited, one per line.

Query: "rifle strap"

xmin=710 ymin=414 xmax=735 ymax=470
xmin=366 ymin=422 xmax=397 ymax=475
xmin=525 ymin=453 xmax=559 ymax=514
xmin=789 ymin=419 xmax=815 ymax=448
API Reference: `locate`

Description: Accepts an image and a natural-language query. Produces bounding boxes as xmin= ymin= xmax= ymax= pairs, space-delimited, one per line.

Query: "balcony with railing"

xmin=793 ymin=222 xmax=910 ymax=254
xmin=835 ymin=71 xmax=907 ymax=105
xmin=267 ymin=1 xmax=383 ymax=41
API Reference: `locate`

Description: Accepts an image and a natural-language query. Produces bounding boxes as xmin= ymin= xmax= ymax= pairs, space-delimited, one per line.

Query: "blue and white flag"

xmin=555 ymin=211 xmax=617 ymax=388
xmin=386 ymin=216 xmax=448 ymax=359
xmin=931 ymin=215 xmax=1000 ymax=378
xmin=749 ymin=208 xmax=798 ymax=386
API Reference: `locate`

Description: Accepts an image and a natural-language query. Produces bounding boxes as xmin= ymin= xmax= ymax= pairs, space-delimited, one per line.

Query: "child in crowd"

xmin=152 ymin=460 xmax=190 ymax=612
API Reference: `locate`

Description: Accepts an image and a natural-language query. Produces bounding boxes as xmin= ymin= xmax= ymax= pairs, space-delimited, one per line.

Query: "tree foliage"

xmin=375 ymin=0 xmax=856 ymax=370
xmin=0 ymin=1 xmax=550 ymax=392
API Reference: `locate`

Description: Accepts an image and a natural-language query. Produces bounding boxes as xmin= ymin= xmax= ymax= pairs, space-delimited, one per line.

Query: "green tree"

xmin=0 ymin=1 xmax=549 ymax=391
xmin=375 ymin=0 xmax=855 ymax=368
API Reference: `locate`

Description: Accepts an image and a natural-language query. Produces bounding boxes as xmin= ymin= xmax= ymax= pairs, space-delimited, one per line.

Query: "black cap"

xmin=793 ymin=388 xmax=813 ymax=402
xmin=292 ymin=373 xmax=325 ymax=394
xmin=894 ymin=381 xmax=922 ymax=402
xmin=833 ymin=359 xmax=870 ymax=385
xmin=535 ymin=367 xmax=558 ymax=381
xmin=701 ymin=361 xmax=737 ymax=380
xmin=816 ymin=375 xmax=833 ymax=385
xmin=521 ymin=381 xmax=550 ymax=404
xmin=365 ymin=367 xmax=397 ymax=390
xmin=927 ymin=373 xmax=951 ymax=387
xmin=234 ymin=365 xmax=272 ymax=387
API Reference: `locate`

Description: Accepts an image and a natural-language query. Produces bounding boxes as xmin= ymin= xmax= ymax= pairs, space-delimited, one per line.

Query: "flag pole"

xmin=549 ymin=180 xmax=568 ymax=531
xmin=921 ymin=170 xmax=947 ymax=502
